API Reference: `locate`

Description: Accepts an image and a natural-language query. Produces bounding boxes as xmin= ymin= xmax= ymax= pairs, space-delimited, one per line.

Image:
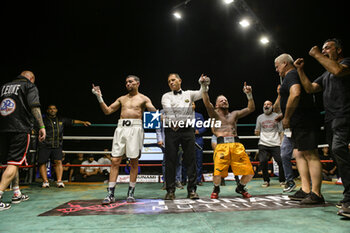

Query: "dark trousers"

xmin=258 ymin=145 xmax=285 ymax=183
xmin=325 ymin=118 xmax=350 ymax=203
xmin=164 ymin=128 xmax=197 ymax=193
xmin=182 ymin=146 xmax=204 ymax=183
xmin=161 ymin=147 xmax=182 ymax=182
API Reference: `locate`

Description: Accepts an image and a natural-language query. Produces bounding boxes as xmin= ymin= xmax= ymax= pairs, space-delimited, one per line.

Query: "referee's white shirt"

xmin=161 ymin=88 xmax=203 ymax=124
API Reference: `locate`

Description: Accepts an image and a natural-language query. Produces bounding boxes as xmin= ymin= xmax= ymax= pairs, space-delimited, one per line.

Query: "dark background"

xmin=1 ymin=0 xmax=348 ymax=145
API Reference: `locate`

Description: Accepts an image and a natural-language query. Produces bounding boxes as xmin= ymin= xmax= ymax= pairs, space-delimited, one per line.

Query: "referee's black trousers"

xmin=164 ymin=127 xmax=197 ymax=193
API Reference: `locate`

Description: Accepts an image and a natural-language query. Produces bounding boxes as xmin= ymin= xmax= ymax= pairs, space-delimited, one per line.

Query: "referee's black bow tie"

xmin=173 ymin=90 xmax=182 ymax=95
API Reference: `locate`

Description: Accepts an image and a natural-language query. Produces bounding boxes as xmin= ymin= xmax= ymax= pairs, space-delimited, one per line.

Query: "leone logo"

xmin=0 ymin=98 xmax=16 ymax=116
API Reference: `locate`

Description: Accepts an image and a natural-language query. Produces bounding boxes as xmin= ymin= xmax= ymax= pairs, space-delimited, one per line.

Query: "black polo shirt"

xmin=314 ymin=57 xmax=350 ymax=122
xmin=280 ymin=69 xmax=320 ymax=128
xmin=39 ymin=116 xmax=73 ymax=148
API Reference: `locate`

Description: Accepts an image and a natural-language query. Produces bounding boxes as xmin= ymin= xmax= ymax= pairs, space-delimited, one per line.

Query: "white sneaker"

xmin=56 ymin=182 xmax=65 ymax=188
xmin=0 ymin=201 xmax=11 ymax=211
xmin=42 ymin=182 xmax=50 ymax=188
xmin=336 ymin=177 xmax=343 ymax=185
xmin=12 ymin=194 xmax=30 ymax=204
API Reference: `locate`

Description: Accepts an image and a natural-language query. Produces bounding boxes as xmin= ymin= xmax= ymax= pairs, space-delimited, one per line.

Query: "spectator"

xmin=98 ymin=149 xmax=112 ymax=181
xmin=61 ymin=152 xmax=70 ymax=182
xmin=255 ymin=100 xmax=285 ymax=188
xmin=70 ymin=153 xmax=84 ymax=182
xmin=319 ymin=146 xmax=337 ymax=181
xmin=80 ymin=154 xmax=103 ymax=182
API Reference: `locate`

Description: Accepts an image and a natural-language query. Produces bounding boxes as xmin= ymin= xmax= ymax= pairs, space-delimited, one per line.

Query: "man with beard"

xmin=92 ymin=75 xmax=157 ymax=204
xmin=38 ymin=104 xmax=91 ymax=188
xmin=200 ymin=76 xmax=255 ymax=199
xmin=255 ymin=100 xmax=285 ymax=188
xmin=294 ymin=38 xmax=350 ymax=216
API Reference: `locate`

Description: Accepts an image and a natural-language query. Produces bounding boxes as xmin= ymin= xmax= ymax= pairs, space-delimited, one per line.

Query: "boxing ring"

xmin=0 ymin=123 xmax=333 ymax=184
xmin=1 ymin=123 xmax=346 ymax=232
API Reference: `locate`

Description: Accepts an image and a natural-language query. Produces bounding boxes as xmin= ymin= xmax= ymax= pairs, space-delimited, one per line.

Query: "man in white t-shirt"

xmin=80 ymin=154 xmax=100 ymax=181
xmin=98 ymin=149 xmax=112 ymax=174
xmin=255 ymin=100 xmax=285 ymax=187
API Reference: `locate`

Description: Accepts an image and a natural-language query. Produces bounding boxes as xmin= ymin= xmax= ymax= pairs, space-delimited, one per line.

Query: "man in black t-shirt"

xmin=294 ymin=38 xmax=350 ymax=217
xmin=38 ymin=104 xmax=90 ymax=188
xmin=0 ymin=71 xmax=46 ymax=211
xmin=274 ymin=53 xmax=324 ymax=205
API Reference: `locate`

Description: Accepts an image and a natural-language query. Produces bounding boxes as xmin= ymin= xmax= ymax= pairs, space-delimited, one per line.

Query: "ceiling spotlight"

xmin=223 ymin=0 xmax=234 ymax=4
xmin=239 ymin=19 xmax=250 ymax=28
xmin=173 ymin=11 xmax=182 ymax=19
xmin=260 ymin=36 xmax=270 ymax=45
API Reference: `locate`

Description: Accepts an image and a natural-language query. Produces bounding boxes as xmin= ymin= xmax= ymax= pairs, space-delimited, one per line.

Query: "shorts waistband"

xmin=118 ymin=119 xmax=142 ymax=127
xmin=217 ymin=136 xmax=240 ymax=144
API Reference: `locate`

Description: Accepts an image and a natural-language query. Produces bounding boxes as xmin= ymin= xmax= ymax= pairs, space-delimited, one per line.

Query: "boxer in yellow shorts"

xmin=200 ymin=75 xmax=255 ymax=199
xmin=214 ymin=136 xmax=254 ymax=178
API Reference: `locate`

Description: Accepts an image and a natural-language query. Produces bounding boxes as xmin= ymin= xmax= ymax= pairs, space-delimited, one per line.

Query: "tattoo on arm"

xmin=31 ymin=107 xmax=44 ymax=127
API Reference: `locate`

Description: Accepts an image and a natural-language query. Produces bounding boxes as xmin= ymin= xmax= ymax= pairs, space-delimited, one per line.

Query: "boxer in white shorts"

xmin=112 ymin=119 xmax=144 ymax=159
xmin=92 ymin=75 xmax=156 ymax=204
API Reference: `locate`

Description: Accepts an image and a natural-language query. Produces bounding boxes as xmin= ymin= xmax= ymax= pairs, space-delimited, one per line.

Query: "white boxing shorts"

xmin=111 ymin=119 xmax=144 ymax=159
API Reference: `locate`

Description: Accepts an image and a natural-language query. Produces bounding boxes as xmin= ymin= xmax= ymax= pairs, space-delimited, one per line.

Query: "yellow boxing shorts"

xmin=213 ymin=137 xmax=254 ymax=177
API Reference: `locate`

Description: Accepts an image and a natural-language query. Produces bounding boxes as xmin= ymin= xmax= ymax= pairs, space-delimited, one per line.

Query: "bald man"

xmin=0 ymin=71 xmax=46 ymax=211
xmin=275 ymin=53 xmax=323 ymax=204
xmin=255 ymin=100 xmax=285 ymax=188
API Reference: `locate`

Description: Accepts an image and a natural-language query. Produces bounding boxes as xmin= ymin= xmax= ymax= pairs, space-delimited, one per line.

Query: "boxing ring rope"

xmin=0 ymin=138 xmax=333 ymax=170
xmin=0 ymin=160 xmax=336 ymax=169
xmin=0 ymin=122 xmax=334 ymax=172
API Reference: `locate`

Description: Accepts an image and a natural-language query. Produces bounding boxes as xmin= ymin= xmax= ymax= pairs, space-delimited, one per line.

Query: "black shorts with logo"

xmin=291 ymin=127 xmax=320 ymax=151
xmin=37 ymin=146 xmax=63 ymax=164
xmin=0 ymin=132 xmax=30 ymax=166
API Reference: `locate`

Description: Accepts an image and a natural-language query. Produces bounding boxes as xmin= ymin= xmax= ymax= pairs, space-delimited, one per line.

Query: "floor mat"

xmin=39 ymin=194 xmax=332 ymax=216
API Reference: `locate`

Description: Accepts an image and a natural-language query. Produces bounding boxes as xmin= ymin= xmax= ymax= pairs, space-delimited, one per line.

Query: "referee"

xmin=161 ymin=73 xmax=205 ymax=200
